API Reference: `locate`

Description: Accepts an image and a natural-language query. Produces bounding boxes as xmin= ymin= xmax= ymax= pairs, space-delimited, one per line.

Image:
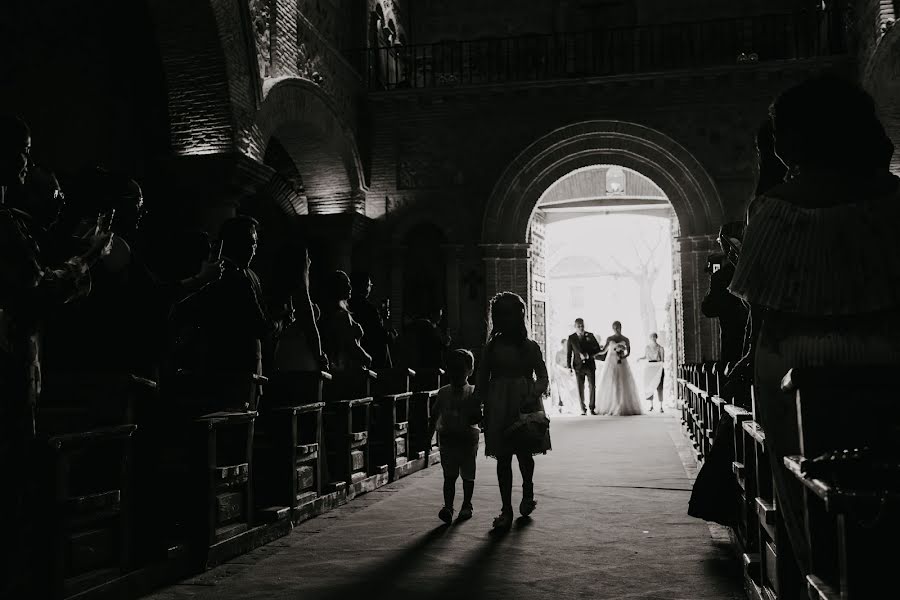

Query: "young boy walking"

xmin=429 ymin=349 xmax=481 ymax=523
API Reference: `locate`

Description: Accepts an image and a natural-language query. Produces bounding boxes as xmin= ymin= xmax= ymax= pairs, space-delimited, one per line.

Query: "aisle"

xmin=145 ymin=413 xmax=743 ymax=600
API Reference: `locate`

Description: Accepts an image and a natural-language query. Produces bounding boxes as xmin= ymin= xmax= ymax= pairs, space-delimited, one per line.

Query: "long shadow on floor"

xmin=424 ymin=517 xmax=529 ymax=600
xmin=306 ymin=523 xmax=454 ymax=600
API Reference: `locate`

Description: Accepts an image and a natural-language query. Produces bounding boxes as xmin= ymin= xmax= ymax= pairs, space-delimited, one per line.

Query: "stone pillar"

xmin=442 ymin=244 xmax=463 ymax=346
xmin=480 ymin=244 xmax=531 ymax=337
xmin=676 ymin=234 xmax=720 ymax=364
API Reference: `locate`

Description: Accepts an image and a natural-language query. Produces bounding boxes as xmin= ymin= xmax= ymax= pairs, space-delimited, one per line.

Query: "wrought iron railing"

xmin=362 ymin=10 xmax=848 ymax=91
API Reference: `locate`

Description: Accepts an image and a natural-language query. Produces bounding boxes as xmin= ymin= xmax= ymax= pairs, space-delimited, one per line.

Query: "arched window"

xmin=606 ymin=166 xmax=626 ymax=194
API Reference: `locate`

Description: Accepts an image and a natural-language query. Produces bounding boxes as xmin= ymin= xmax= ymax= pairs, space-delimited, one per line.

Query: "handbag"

xmin=503 ymin=409 xmax=550 ymax=453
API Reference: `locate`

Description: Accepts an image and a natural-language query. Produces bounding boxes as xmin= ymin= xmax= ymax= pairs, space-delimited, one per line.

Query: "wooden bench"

xmin=255 ymin=370 xmax=335 ymax=524
xmin=150 ymin=409 xmax=259 ymax=569
xmin=724 ymin=403 xmax=754 ymax=553
xmin=323 ymin=369 xmax=389 ymax=499
xmin=409 ymin=368 xmax=445 ymax=466
xmin=371 ymin=368 xmax=425 ymax=481
xmin=781 ymin=367 xmax=900 ymax=600
xmin=743 ymin=400 xmax=802 ymax=600
xmin=40 ymin=425 xmax=137 ymax=599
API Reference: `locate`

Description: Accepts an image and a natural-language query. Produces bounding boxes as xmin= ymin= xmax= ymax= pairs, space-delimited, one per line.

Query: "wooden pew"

xmin=185 ymin=411 xmax=260 ymax=568
xmin=409 ymin=368 xmax=445 ymax=467
xmin=740 ymin=415 xmax=765 ymax=598
xmin=743 ymin=384 xmax=803 ymax=600
xmin=254 ymin=370 xmax=336 ymax=525
xmin=323 ymin=369 xmax=389 ymax=500
xmin=371 ymin=368 xmax=425 ymax=481
xmin=724 ymin=402 xmax=754 ymax=554
xmin=39 ymin=425 xmax=137 ymax=599
xmin=781 ymin=367 xmax=900 ymax=600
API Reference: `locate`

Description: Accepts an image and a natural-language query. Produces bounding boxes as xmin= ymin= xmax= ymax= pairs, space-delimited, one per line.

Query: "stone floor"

xmin=145 ymin=410 xmax=744 ymax=600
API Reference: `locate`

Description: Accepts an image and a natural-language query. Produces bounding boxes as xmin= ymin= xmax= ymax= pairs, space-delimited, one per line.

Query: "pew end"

xmin=373 ymin=367 xmax=416 ymax=395
xmin=38 ymin=425 xmax=138 ymax=599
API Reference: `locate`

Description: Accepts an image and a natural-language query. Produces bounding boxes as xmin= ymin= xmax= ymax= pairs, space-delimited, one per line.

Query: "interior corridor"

xmin=145 ymin=414 xmax=743 ymax=600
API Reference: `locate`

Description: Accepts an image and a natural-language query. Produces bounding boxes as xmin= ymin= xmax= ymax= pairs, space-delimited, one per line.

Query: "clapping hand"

xmin=196 ymin=259 xmax=225 ymax=285
xmin=82 ymin=232 xmax=115 ymax=265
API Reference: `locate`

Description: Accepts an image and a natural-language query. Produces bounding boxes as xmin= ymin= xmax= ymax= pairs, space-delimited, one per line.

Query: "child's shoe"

xmin=492 ymin=509 xmax=513 ymax=530
xmin=519 ymin=497 xmax=537 ymax=517
xmin=458 ymin=503 xmax=473 ymax=521
xmin=438 ymin=506 xmax=454 ymax=524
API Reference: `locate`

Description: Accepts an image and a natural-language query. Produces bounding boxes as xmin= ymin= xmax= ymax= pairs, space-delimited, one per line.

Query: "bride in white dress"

xmin=596 ymin=321 xmax=643 ymax=416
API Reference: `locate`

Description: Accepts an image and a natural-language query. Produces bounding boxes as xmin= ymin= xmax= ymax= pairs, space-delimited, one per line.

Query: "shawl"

xmin=729 ymin=188 xmax=900 ymax=316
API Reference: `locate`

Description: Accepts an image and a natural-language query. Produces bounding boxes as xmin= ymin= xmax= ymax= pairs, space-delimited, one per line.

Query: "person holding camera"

xmin=700 ymin=240 xmax=747 ymax=367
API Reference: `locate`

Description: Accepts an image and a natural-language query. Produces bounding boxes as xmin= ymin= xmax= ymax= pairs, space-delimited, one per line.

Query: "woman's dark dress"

xmin=478 ymin=337 xmax=551 ymax=457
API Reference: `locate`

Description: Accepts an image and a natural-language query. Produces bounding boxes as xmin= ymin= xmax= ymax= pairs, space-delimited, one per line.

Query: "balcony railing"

xmin=362 ymin=10 xmax=848 ymax=91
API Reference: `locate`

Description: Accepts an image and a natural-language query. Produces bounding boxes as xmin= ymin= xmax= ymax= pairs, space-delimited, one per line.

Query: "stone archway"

xmin=483 ymin=120 xmax=723 ymax=244
xmin=253 ymin=78 xmax=367 ymax=215
xmin=481 ymin=120 xmax=724 ymax=363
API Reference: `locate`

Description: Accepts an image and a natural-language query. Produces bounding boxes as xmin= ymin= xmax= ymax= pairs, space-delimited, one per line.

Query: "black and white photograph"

xmin=1 ymin=1 xmax=898 ymax=599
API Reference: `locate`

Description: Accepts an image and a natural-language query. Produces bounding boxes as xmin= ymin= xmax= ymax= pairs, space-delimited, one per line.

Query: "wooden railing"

xmin=677 ymin=362 xmax=900 ymax=600
xmin=19 ymin=364 xmax=448 ymax=599
xmin=362 ymin=10 xmax=847 ymax=91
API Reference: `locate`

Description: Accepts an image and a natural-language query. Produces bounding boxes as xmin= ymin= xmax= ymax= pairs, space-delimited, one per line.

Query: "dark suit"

xmin=567 ymin=331 xmax=600 ymax=413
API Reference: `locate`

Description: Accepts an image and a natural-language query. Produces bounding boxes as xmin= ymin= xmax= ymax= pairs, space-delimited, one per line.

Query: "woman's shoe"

xmin=519 ymin=497 xmax=537 ymax=517
xmin=492 ymin=509 xmax=513 ymax=530
xmin=458 ymin=503 xmax=473 ymax=520
xmin=439 ymin=507 xmax=454 ymax=524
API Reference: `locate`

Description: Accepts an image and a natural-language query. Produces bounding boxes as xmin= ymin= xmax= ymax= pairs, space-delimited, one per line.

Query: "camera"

xmin=705 ymin=254 xmax=724 ymax=274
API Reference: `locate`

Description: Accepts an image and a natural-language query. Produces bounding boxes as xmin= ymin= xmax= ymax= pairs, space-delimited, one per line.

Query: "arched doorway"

xmin=482 ymin=120 xmax=725 ymax=364
xmin=536 ymin=165 xmax=678 ymax=407
xmin=249 ymin=78 xmax=367 ymax=292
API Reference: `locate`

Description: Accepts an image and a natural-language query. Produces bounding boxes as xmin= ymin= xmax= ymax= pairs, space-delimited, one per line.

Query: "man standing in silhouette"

xmin=567 ymin=318 xmax=601 ymax=415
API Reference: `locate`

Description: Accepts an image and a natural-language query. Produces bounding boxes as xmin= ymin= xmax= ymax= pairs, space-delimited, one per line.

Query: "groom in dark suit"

xmin=567 ymin=318 xmax=602 ymax=415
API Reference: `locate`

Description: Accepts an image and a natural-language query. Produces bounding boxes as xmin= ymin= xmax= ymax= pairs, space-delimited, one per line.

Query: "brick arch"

xmin=864 ymin=25 xmax=900 ymax=175
xmin=389 ymin=205 xmax=462 ymax=246
xmin=482 ymin=120 xmax=723 ymax=243
xmin=148 ymin=0 xmax=258 ymax=156
xmin=253 ymin=78 xmax=366 ymax=214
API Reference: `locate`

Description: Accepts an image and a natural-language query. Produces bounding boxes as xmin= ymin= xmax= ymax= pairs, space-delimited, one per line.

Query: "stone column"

xmin=675 ymin=234 xmax=720 ymax=364
xmin=480 ymin=244 xmax=532 ymax=338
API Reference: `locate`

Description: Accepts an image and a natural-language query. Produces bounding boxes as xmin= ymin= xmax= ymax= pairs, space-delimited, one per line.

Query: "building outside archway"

xmin=482 ymin=120 xmax=725 ymax=365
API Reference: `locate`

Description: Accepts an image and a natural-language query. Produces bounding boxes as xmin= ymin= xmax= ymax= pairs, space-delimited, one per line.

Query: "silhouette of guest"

xmin=318 ymin=270 xmax=372 ymax=371
xmin=349 ymin=271 xmax=393 ymax=368
xmin=405 ymin=307 xmax=451 ymax=370
xmin=730 ymin=75 xmax=900 ymax=590
xmin=0 ymin=115 xmax=112 ymax=598
xmin=272 ymin=244 xmax=326 ymax=373
xmin=174 ymin=216 xmax=283 ymax=413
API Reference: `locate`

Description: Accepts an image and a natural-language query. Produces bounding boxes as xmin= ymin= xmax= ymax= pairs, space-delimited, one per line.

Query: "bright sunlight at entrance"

xmin=530 ymin=165 xmax=678 ymax=412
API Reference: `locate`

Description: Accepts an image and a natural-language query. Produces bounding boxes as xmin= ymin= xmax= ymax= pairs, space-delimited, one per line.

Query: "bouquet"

xmin=613 ymin=342 xmax=627 ymax=364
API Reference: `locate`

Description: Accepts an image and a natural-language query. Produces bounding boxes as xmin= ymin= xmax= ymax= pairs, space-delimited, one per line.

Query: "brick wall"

xmin=369 ymin=58 xmax=850 ymax=350
xmin=857 ymin=1 xmax=900 ymax=175
xmin=411 ymin=0 xmax=812 ymax=43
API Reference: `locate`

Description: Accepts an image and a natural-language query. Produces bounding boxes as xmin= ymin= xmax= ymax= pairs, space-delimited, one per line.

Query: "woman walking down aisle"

xmin=637 ymin=333 xmax=665 ymax=412
xmin=595 ymin=321 xmax=643 ymax=416
xmin=478 ymin=292 xmax=551 ymax=531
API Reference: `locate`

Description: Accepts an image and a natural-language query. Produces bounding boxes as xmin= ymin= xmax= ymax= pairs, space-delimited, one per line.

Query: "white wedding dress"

xmin=596 ymin=351 xmax=643 ymax=416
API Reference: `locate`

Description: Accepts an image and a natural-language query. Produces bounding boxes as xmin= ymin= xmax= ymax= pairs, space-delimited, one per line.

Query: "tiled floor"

xmin=144 ymin=411 xmax=744 ymax=600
